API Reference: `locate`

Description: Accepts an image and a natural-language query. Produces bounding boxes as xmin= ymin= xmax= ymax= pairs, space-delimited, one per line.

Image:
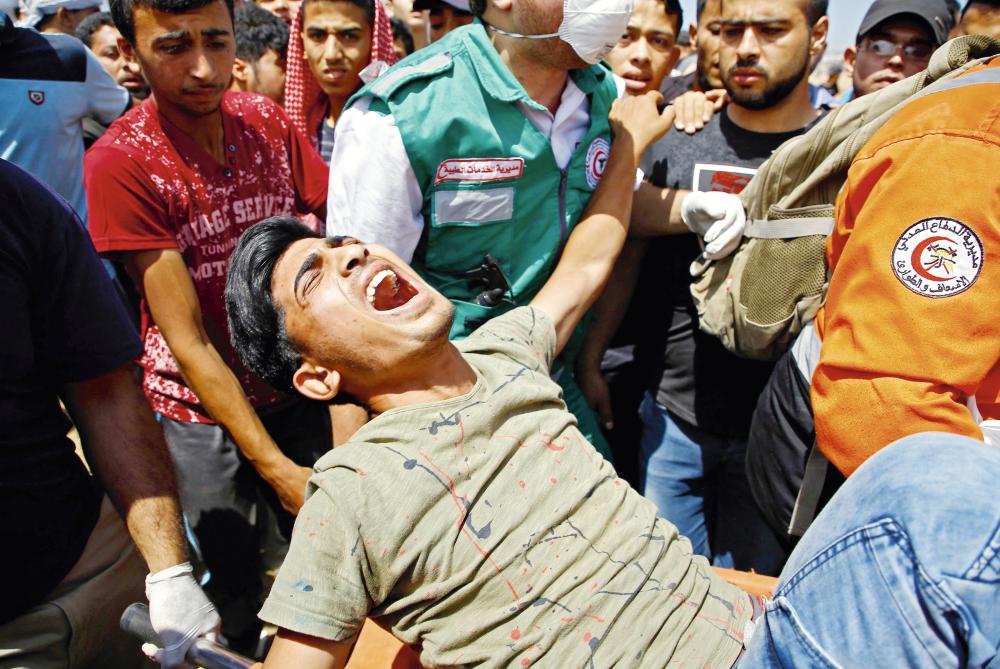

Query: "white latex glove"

xmin=680 ymin=190 xmax=747 ymax=259
xmin=144 ymin=562 xmax=221 ymax=668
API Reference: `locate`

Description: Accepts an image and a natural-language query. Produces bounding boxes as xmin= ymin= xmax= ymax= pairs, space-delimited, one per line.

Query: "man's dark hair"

xmin=301 ymin=0 xmax=373 ymax=25
xmin=390 ymin=16 xmax=414 ymax=56
xmin=469 ymin=0 xmax=485 ymax=18
xmin=110 ymin=0 xmax=235 ymax=44
xmin=225 ymin=217 xmax=318 ymax=392
xmin=710 ymin=0 xmax=827 ymax=25
xmin=76 ymin=11 xmax=115 ymax=47
xmin=234 ymin=3 xmax=288 ymax=62
xmin=803 ymin=0 xmax=828 ymax=26
xmin=664 ymin=0 xmax=683 ymax=34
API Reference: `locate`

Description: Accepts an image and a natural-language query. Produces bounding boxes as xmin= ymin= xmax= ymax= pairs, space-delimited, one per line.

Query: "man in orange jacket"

xmin=811 ymin=56 xmax=999 ymax=470
xmin=747 ymin=53 xmax=999 ymax=543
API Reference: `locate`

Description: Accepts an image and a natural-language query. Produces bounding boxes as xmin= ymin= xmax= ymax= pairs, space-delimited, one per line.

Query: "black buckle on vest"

xmin=462 ymin=254 xmax=514 ymax=308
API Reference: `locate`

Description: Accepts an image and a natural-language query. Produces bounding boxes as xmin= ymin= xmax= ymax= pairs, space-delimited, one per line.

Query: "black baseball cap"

xmin=856 ymin=0 xmax=952 ymax=46
xmin=412 ymin=0 xmax=471 ymax=12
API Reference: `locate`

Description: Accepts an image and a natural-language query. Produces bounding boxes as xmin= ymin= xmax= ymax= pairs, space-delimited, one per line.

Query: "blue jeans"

xmin=739 ymin=433 xmax=1000 ymax=668
xmin=639 ymin=393 xmax=786 ymax=574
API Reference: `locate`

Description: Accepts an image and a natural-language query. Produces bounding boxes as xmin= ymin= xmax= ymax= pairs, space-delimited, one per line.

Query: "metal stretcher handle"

xmin=120 ymin=603 xmax=255 ymax=669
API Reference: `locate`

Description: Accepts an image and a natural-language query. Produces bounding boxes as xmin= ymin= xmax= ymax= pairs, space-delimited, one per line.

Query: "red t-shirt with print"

xmin=85 ymin=92 xmax=328 ymax=423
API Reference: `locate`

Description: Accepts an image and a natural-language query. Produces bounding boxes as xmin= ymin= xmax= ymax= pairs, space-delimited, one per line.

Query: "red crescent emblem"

xmin=910 ymin=235 xmax=956 ymax=282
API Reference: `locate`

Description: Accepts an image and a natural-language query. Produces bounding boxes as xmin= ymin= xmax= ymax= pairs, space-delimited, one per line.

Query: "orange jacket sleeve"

xmin=812 ymin=109 xmax=1000 ymax=476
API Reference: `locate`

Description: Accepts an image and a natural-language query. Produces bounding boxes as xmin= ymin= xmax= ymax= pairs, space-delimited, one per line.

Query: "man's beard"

xmin=723 ymin=53 xmax=809 ymax=110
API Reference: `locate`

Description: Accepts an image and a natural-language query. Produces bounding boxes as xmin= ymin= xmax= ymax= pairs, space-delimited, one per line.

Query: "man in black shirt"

xmin=581 ymin=0 xmax=830 ymax=576
xmin=0 ymin=160 xmax=217 ymax=668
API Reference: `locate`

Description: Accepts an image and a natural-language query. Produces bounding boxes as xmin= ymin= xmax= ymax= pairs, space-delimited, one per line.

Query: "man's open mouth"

xmin=365 ymin=268 xmax=419 ymax=311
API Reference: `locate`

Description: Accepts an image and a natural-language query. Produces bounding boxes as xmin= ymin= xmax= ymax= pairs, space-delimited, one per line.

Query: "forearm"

xmin=629 ymin=183 xmax=690 ymax=237
xmin=578 ymin=238 xmax=649 ymax=371
xmin=170 ymin=335 xmax=290 ymax=473
xmin=258 ymin=628 xmax=354 ymax=669
xmin=62 ymin=365 xmax=187 ymax=572
xmin=541 ymin=138 xmax=642 ymax=352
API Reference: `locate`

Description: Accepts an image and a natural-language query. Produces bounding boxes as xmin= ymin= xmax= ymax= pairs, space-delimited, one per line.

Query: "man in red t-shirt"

xmin=84 ymin=0 xmax=331 ymax=651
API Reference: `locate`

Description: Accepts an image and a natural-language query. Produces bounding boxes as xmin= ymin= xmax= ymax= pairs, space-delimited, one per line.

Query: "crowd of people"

xmin=1 ymin=0 xmax=998 ymax=666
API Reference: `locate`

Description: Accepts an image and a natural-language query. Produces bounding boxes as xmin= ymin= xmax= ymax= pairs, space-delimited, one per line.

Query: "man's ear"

xmin=232 ymin=57 xmax=250 ymax=88
xmin=842 ymin=45 xmax=856 ymax=78
xmin=488 ymin=0 xmax=512 ymax=14
xmin=53 ymin=6 xmax=72 ymax=31
xmin=292 ymin=362 xmax=342 ymax=401
xmin=688 ymin=22 xmax=697 ymax=47
xmin=665 ymin=44 xmax=681 ymax=74
xmin=810 ymin=15 xmax=829 ymax=60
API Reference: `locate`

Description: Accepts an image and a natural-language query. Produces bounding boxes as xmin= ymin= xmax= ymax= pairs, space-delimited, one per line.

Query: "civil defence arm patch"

xmin=891 ymin=217 xmax=983 ymax=298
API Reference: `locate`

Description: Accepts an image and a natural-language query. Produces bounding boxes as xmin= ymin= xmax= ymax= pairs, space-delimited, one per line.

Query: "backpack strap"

xmin=917 ymin=63 xmax=1000 ymax=96
xmin=744 ymin=216 xmax=835 ymax=239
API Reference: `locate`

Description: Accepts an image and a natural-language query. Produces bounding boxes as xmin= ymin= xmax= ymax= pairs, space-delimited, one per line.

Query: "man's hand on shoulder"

xmin=260 ymin=460 xmax=314 ymax=514
xmin=670 ymin=89 xmax=728 ymax=135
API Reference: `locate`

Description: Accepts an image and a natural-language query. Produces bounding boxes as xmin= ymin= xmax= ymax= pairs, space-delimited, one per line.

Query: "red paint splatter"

xmin=584 ymin=632 xmax=592 ymax=642
xmin=355 ymin=467 xmax=367 ymax=477
xmin=496 ymin=434 xmax=527 ymax=449
xmin=519 ymin=480 xmax=526 ymax=488
xmin=584 ymin=614 xmax=605 ymax=624
xmin=420 ymin=452 xmax=521 ymax=603
xmin=521 ymin=660 xmax=531 ymax=667
xmin=510 ymin=628 xmax=521 ymax=640
xmin=540 ymin=432 xmax=565 ymax=451
xmin=550 ymin=478 xmax=557 ymax=484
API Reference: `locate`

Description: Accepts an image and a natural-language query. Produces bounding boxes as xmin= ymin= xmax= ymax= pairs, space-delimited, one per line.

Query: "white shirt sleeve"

xmin=84 ymin=48 xmax=130 ymax=125
xmin=326 ymin=97 xmax=425 ymax=263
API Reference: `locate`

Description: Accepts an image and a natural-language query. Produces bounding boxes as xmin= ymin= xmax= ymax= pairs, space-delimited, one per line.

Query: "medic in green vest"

xmin=328 ymin=0 xmax=636 ymax=460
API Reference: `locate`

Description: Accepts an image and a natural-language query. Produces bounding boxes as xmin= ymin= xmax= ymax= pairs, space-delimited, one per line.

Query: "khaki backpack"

xmin=689 ymin=35 xmax=1000 ymax=362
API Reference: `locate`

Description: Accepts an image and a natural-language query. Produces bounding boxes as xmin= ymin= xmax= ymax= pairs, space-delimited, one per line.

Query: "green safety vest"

xmin=349 ymin=24 xmax=617 ymax=458
xmin=352 ymin=23 xmax=618 ymax=340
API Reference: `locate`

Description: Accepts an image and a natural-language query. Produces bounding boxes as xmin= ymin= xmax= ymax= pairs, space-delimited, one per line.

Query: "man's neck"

xmin=154 ymin=93 xmax=226 ymax=162
xmin=726 ymin=79 xmax=819 ymax=134
xmin=326 ymin=94 xmax=349 ymax=125
xmin=362 ymin=342 xmax=478 ymax=416
xmin=491 ymin=34 xmax=568 ymax=114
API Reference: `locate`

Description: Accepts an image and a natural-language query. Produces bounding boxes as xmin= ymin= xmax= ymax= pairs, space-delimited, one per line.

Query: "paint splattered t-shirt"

xmin=260 ymin=307 xmax=749 ymax=668
xmin=85 ymin=92 xmax=329 ymax=422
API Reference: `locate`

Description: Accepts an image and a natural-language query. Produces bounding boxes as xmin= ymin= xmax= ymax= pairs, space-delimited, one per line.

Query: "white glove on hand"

xmin=680 ymin=190 xmax=747 ymax=259
xmin=144 ymin=562 xmax=221 ymax=668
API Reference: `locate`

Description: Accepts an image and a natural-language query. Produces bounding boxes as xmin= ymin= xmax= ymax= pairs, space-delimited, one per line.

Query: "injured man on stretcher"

xmin=224 ymin=93 xmax=999 ymax=669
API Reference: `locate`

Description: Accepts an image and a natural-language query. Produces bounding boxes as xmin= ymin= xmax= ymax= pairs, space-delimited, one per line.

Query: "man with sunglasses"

xmin=843 ymin=0 xmax=951 ymax=99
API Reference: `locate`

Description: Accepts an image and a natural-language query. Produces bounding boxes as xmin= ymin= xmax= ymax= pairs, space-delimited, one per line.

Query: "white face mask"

xmin=489 ymin=0 xmax=634 ymax=65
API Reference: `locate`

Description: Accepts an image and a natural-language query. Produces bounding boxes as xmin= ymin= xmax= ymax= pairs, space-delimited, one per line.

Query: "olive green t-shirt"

xmin=259 ymin=307 xmax=750 ymax=668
